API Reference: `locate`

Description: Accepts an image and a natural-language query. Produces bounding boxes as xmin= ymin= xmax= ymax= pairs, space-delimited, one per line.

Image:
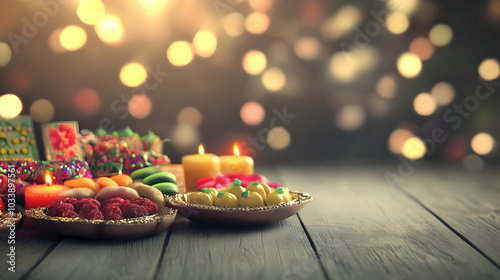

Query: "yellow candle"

xmin=182 ymin=144 xmax=220 ymax=192
xmin=220 ymin=144 xmax=254 ymax=175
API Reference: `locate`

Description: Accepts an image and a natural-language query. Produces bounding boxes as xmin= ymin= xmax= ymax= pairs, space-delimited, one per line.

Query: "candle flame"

xmin=45 ymin=170 xmax=52 ymax=186
xmin=198 ymin=144 xmax=205 ymax=155
xmin=233 ymin=144 xmax=240 ymax=157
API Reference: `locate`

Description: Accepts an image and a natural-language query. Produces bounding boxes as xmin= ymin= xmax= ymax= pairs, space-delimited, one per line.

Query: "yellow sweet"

xmin=260 ymin=182 xmax=274 ymax=198
xmin=265 ymin=188 xmax=286 ymax=205
xmin=188 ymin=190 xmax=213 ymax=206
xmin=282 ymin=187 xmax=293 ymax=202
xmin=246 ymin=181 xmax=267 ymax=200
xmin=238 ymin=191 xmax=264 ymax=207
xmin=204 ymin=187 xmax=218 ymax=201
xmin=214 ymin=192 xmax=238 ymax=207
xmin=226 ymin=179 xmax=245 ymax=197
xmin=217 ymin=186 xmax=229 ymax=193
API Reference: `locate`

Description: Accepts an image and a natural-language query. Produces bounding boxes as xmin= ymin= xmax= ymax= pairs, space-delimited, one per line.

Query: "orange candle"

xmin=182 ymin=144 xmax=220 ymax=192
xmin=220 ymin=144 xmax=254 ymax=175
xmin=25 ymin=171 xmax=70 ymax=209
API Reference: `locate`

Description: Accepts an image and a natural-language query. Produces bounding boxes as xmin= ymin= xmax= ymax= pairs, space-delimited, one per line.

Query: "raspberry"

xmin=121 ymin=203 xmax=149 ymax=218
xmin=102 ymin=197 xmax=125 ymax=208
xmin=83 ymin=209 xmax=103 ymax=220
xmin=74 ymin=198 xmax=101 ymax=212
xmin=48 ymin=202 xmax=75 ymax=217
xmin=79 ymin=203 xmax=100 ymax=217
xmin=60 ymin=210 xmax=79 ymax=218
xmin=104 ymin=205 xmax=123 ymax=220
xmin=130 ymin=197 xmax=158 ymax=215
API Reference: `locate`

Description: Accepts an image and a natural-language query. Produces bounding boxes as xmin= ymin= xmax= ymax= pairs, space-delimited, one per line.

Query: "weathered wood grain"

xmin=156 ymin=169 xmax=326 ymax=280
xmin=400 ymin=166 xmax=500 ymax=266
xmin=279 ymin=165 xmax=500 ymax=280
xmin=26 ymin=230 xmax=170 ymax=280
xmin=0 ymin=228 xmax=59 ymax=280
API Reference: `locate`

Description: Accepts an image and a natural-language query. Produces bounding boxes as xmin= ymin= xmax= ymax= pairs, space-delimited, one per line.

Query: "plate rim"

xmin=165 ymin=191 xmax=313 ymax=213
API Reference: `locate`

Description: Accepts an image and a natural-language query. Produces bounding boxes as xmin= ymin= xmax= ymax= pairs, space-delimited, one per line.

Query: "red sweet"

xmin=79 ymin=203 xmax=100 ymax=217
xmin=121 ymin=203 xmax=149 ymax=218
xmin=62 ymin=198 xmax=78 ymax=205
xmin=74 ymin=198 xmax=101 ymax=212
xmin=119 ymin=200 xmax=131 ymax=210
xmin=83 ymin=209 xmax=104 ymax=220
xmin=104 ymin=205 xmax=123 ymax=220
xmin=130 ymin=197 xmax=158 ymax=215
xmin=102 ymin=202 xmax=121 ymax=213
xmin=102 ymin=197 xmax=125 ymax=208
xmin=48 ymin=201 xmax=75 ymax=217
xmin=60 ymin=210 xmax=80 ymax=218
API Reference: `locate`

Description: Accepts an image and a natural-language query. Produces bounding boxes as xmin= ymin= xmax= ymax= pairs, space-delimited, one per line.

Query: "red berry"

xmin=0 ymin=199 xmax=5 ymax=212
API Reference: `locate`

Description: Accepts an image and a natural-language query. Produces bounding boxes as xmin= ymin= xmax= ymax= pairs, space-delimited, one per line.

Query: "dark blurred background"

xmin=1 ymin=0 xmax=499 ymax=170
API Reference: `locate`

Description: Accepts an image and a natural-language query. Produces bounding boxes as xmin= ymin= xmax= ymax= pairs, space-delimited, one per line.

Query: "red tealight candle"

xmin=24 ymin=171 xmax=70 ymax=209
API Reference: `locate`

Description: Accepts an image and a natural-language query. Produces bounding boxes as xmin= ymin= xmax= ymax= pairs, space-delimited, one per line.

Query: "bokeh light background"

xmin=1 ymin=0 xmax=500 ymax=171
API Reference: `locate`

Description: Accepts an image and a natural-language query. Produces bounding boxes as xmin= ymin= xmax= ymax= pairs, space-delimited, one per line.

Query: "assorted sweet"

xmin=131 ymin=166 xmax=179 ymax=196
xmin=47 ymin=196 xmax=158 ymax=220
xmin=186 ymin=179 xmax=295 ymax=208
xmin=81 ymin=128 xmax=171 ymax=177
xmin=195 ymin=174 xmax=281 ymax=191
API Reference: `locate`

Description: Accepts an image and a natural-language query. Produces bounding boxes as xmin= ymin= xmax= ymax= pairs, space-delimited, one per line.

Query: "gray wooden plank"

xmin=156 ymin=168 xmax=326 ymax=280
xmin=157 ymin=216 xmax=325 ymax=280
xmin=26 ymin=230 xmax=170 ymax=280
xmin=279 ymin=164 xmax=500 ymax=280
xmin=0 ymin=228 xmax=59 ymax=280
xmin=399 ymin=166 xmax=500 ymax=266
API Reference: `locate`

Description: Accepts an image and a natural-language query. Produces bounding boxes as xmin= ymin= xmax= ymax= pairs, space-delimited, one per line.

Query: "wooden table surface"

xmin=1 ymin=164 xmax=500 ymax=280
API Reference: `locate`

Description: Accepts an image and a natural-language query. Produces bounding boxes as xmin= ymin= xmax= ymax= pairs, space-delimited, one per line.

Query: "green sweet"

xmin=152 ymin=182 xmax=179 ymax=196
xmin=143 ymin=171 xmax=177 ymax=185
xmin=118 ymin=126 xmax=134 ymax=137
xmin=240 ymin=191 xmax=250 ymax=197
xmin=201 ymin=187 xmax=211 ymax=194
xmin=232 ymin=178 xmax=242 ymax=186
xmin=140 ymin=130 xmax=158 ymax=142
xmin=129 ymin=166 xmax=159 ymax=180
xmin=96 ymin=127 xmax=108 ymax=137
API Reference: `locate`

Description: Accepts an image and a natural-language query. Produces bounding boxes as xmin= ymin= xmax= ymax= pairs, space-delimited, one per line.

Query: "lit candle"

xmin=25 ymin=171 xmax=70 ymax=209
xmin=220 ymin=144 xmax=254 ymax=175
xmin=182 ymin=144 xmax=220 ymax=192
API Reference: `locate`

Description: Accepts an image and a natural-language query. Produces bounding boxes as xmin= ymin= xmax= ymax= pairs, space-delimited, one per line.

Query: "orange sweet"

xmin=110 ymin=174 xmax=133 ymax=186
xmin=96 ymin=177 xmax=118 ymax=189
xmin=64 ymin=178 xmax=100 ymax=193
